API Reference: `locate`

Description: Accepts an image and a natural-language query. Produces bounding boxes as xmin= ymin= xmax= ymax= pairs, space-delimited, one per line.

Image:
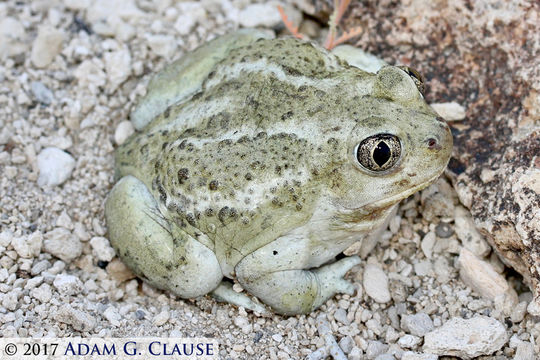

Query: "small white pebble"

xmin=401 ymin=313 xmax=434 ymax=337
xmin=114 ymin=120 xmax=135 ymax=145
xmin=31 ymin=283 xmax=52 ymax=303
xmin=103 ymin=306 xmax=121 ymax=327
xmin=526 ymin=300 xmax=540 ymax=316
xmin=31 ymin=26 xmax=64 ymax=68
xmin=238 ymin=4 xmax=283 ymax=28
xmin=53 ymin=274 xmax=83 ymax=295
xmin=334 ymin=308 xmax=351 ymax=325
xmin=24 ymin=276 xmax=44 ymax=290
xmin=2 ymin=290 xmax=20 ymax=311
xmin=37 ymin=147 xmax=76 ymax=187
xmin=0 ymin=230 xmax=13 ymax=247
xmin=398 ymin=334 xmax=421 ymax=349
xmin=153 ymin=310 xmax=170 ymax=326
xmin=43 ymin=228 xmax=82 ymax=262
xmin=89 ymin=236 xmax=116 ymax=262
xmin=56 ymin=304 xmax=96 ymax=331
xmin=11 ymin=232 xmax=42 ymax=259
xmin=363 ymin=264 xmax=391 ymax=303
xmin=31 ymin=81 xmax=54 ymax=104
xmin=232 ymin=283 xmax=244 ymax=292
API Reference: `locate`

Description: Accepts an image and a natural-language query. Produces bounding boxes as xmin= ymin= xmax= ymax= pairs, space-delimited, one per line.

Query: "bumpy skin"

xmin=105 ymin=30 xmax=453 ymax=315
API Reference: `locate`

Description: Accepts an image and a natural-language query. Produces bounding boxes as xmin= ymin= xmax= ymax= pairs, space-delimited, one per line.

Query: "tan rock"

xmin=454 ymin=206 xmax=491 ymax=257
xmin=457 ymin=247 xmax=516 ymax=305
xmin=106 ymin=258 xmax=136 ymax=283
xmin=430 ymin=102 xmax=466 ymax=121
xmin=31 ymin=26 xmax=64 ymax=68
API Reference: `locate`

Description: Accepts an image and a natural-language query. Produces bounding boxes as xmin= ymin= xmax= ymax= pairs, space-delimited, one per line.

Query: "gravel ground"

xmin=0 ymin=1 xmax=538 ymax=359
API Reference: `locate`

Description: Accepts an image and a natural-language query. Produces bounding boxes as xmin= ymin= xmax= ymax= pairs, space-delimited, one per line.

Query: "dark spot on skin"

xmin=186 ymin=213 xmax=196 ymax=227
xmin=398 ymin=179 xmax=410 ymax=187
xmin=237 ymin=135 xmax=249 ymax=143
xmin=161 ymin=142 xmax=169 ymax=150
xmin=255 ymin=132 xmax=267 ymax=139
xmin=296 ymin=203 xmax=303 ymax=211
xmin=218 ymin=139 xmax=232 ymax=148
xmin=163 ymin=107 xmax=170 ymax=118
xmin=282 ymin=65 xmax=301 ymax=76
xmin=435 ymin=116 xmax=446 ymax=123
xmin=272 ymin=197 xmax=283 ymax=207
xmin=167 ymin=202 xmax=178 ymax=212
xmin=281 ymin=111 xmax=293 ymax=120
xmin=205 ymin=208 xmax=214 ymax=217
xmin=327 ymin=138 xmax=339 ymax=149
xmin=209 ymin=180 xmax=219 ymax=190
xmin=245 ymin=173 xmax=253 ymax=181
xmin=177 ymin=168 xmax=189 ymax=184
xmin=273 ymin=250 xmax=278 ymax=255
xmin=308 ymin=104 xmax=324 ymax=116
xmin=139 ymin=143 xmax=149 ymax=155
xmin=157 ymin=183 xmax=167 ymax=203
xmin=217 ymin=206 xmax=238 ymax=223
xmin=178 ymin=140 xmax=187 ymax=149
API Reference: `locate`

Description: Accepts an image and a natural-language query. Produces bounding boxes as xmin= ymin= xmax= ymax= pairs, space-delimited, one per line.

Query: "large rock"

xmin=321 ymin=0 xmax=540 ymax=304
xmin=423 ymin=316 xmax=508 ymax=359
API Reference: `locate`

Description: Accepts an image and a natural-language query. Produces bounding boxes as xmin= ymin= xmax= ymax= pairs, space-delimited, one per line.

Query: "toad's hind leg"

xmin=105 ymin=175 xmax=222 ymax=298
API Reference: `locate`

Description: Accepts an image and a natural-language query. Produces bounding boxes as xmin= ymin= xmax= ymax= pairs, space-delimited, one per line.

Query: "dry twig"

xmin=277 ymin=5 xmax=304 ymax=39
xmin=324 ymin=0 xmax=362 ymax=50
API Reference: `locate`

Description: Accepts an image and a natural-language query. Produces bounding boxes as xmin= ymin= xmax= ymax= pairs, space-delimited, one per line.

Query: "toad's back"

xmin=106 ymin=31 xmax=452 ymax=315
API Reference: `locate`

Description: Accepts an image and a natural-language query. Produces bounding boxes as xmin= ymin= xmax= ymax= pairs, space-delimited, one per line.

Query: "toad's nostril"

xmin=427 ymin=138 xmax=439 ymax=150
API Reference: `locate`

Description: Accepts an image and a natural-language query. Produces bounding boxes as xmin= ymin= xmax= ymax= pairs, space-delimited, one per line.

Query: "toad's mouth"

xmin=336 ymin=172 xmax=443 ymax=230
xmin=364 ymin=172 xmax=442 ymax=211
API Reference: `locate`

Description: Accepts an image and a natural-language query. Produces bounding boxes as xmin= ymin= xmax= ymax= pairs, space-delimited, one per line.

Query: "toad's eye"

xmin=397 ymin=66 xmax=425 ymax=95
xmin=355 ymin=134 xmax=401 ymax=172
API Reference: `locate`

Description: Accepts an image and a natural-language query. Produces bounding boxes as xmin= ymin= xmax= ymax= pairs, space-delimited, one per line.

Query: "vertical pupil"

xmin=373 ymin=141 xmax=391 ymax=167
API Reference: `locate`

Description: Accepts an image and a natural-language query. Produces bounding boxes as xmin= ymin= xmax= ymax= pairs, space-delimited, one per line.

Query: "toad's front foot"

xmin=313 ymin=256 xmax=361 ymax=301
xmin=236 ymin=255 xmax=361 ymax=315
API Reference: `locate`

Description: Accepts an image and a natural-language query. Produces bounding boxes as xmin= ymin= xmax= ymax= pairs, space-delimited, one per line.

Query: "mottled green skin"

xmin=106 ymin=31 xmax=452 ymax=314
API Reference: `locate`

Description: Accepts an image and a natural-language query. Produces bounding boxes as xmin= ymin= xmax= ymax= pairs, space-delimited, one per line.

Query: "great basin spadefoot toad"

xmin=105 ymin=29 xmax=452 ymax=315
